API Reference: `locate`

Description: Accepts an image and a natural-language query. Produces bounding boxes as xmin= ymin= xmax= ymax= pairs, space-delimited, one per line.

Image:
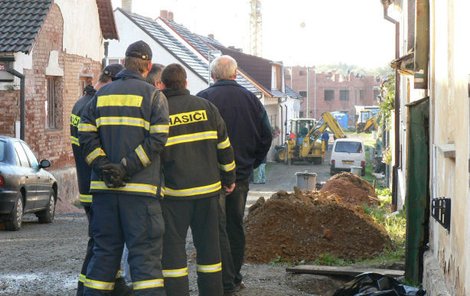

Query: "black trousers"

xmin=161 ymin=196 xmax=222 ymax=296
xmin=77 ymin=204 xmax=93 ymax=296
xmin=83 ymin=193 xmax=165 ymax=296
xmin=219 ymin=179 xmax=249 ymax=292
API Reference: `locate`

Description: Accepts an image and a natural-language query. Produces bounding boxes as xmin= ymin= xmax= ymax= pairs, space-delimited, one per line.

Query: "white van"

xmin=330 ymin=138 xmax=366 ymax=176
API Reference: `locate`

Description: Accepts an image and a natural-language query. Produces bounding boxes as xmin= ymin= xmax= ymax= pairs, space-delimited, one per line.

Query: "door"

xmin=21 ymin=142 xmax=51 ymax=209
xmin=13 ymin=141 xmax=37 ymax=211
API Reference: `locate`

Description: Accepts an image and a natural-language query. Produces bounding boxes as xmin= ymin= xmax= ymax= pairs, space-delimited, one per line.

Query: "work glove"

xmin=100 ymin=163 xmax=128 ymax=188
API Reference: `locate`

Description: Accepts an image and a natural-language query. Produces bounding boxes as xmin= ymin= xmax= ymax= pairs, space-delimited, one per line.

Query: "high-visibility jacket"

xmin=70 ymin=85 xmax=95 ymax=204
xmin=161 ymin=88 xmax=236 ymax=199
xmin=78 ymin=69 xmax=169 ymax=197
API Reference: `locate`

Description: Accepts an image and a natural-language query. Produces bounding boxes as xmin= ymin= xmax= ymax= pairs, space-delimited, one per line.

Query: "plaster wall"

xmin=55 ymin=0 xmax=104 ymax=61
xmin=424 ymin=1 xmax=470 ymax=295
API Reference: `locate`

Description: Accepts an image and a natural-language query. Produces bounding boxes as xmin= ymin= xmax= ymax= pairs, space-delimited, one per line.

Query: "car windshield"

xmin=335 ymin=141 xmax=362 ymax=153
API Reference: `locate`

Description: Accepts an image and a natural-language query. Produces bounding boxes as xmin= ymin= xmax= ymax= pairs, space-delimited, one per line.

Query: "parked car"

xmin=0 ymin=136 xmax=57 ymax=230
xmin=330 ymin=138 xmax=366 ymax=176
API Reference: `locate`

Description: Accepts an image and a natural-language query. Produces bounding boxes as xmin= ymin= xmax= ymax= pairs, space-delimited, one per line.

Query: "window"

xmin=324 ymin=90 xmax=334 ymax=101
xmin=0 ymin=140 xmax=5 ymax=162
xmin=299 ymin=70 xmax=306 ymax=76
xmin=46 ymin=77 xmax=62 ymax=129
xmin=13 ymin=142 xmax=30 ymax=168
xmin=359 ymin=89 xmax=365 ymax=100
xmin=340 ymin=90 xmax=349 ymax=101
xmin=21 ymin=142 xmax=39 ymax=169
xmin=299 ymin=90 xmax=307 ymax=97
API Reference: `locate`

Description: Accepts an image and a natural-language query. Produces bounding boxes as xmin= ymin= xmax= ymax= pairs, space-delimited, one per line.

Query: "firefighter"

xmin=70 ymin=63 xmax=129 ymax=295
xmin=78 ymin=40 xmax=169 ymax=296
xmin=159 ymin=63 xmax=236 ymax=296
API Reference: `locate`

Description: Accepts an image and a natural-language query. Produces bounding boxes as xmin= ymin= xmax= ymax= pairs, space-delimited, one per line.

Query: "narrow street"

xmin=0 ymin=159 xmax=334 ymax=296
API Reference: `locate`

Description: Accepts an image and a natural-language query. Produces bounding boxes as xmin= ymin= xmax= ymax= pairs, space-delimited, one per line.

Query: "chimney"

xmin=208 ymin=34 xmax=214 ymax=39
xmin=122 ymin=0 xmax=132 ymax=12
xmin=168 ymin=11 xmax=174 ymax=21
xmin=160 ymin=10 xmax=168 ymax=19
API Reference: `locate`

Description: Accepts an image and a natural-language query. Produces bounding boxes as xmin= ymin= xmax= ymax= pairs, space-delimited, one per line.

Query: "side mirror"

xmin=39 ymin=159 xmax=51 ymax=169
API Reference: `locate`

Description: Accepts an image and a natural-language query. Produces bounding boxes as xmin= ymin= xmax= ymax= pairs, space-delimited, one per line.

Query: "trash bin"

xmin=350 ymin=166 xmax=362 ymax=176
xmin=295 ymin=171 xmax=317 ymax=191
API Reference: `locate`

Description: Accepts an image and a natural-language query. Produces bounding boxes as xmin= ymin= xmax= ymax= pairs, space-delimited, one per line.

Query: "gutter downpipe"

xmin=7 ymin=69 xmax=25 ymax=140
xmin=383 ymin=4 xmax=400 ymax=211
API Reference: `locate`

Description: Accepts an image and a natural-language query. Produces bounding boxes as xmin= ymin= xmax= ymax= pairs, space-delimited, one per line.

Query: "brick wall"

xmin=0 ymin=4 xmax=102 ymax=206
xmin=287 ymin=66 xmax=381 ymax=126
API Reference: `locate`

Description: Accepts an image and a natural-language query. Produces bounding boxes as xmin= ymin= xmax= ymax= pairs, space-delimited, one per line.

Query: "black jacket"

xmin=79 ymin=69 xmax=169 ymax=197
xmin=70 ymin=85 xmax=96 ymax=204
xmin=197 ymin=80 xmax=272 ymax=181
xmin=161 ymin=88 xmax=235 ymax=199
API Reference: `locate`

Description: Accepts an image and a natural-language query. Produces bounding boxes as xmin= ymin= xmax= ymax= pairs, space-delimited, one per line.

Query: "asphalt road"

xmin=0 ymin=157 xmax=335 ymax=296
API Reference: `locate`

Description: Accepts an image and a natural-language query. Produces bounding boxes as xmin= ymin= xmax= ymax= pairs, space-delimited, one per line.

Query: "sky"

xmin=111 ymin=0 xmax=395 ymax=69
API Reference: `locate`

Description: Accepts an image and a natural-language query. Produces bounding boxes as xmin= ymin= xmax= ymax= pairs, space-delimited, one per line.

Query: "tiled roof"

xmin=96 ymin=0 xmax=118 ymax=40
xmin=285 ymin=86 xmax=302 ymax=99
xmin=156 ymin=16 xmax=259 ymax=93
xmin=121 ymin=9 xmax=209 ymax=82
xmin=0 ymin=0 xmax=52 ymax=53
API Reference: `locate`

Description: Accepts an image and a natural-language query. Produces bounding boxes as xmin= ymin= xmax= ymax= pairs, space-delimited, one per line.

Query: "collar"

xmin=115 ymin=69 xmax=145 ymax=81
xmin=211 ymin=79 xmax=239 ymax=87
xmin=162 ymin=88 xmax=190 ymax=98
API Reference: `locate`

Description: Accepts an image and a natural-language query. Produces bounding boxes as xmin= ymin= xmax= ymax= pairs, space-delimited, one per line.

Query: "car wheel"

xmin=37 ymin=190 xmax=55 ymax=224
xmin=6 ymin=192 xmax=24 ymax=231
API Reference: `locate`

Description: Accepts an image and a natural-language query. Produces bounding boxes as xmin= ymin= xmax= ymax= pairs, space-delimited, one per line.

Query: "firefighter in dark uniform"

xmin=159 ymin=63 xmax=236 ymax=296
xmin=70 ymin=63 xmax=125 ymax=296
xmin=78 ymin=40 xmax=169 ymax=296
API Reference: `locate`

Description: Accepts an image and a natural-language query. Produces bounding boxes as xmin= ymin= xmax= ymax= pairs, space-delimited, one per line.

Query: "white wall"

xmin=55 ymin=0 xmax=104 ymax=62
xmin=108 ymin=11 xmax=208 ymax=94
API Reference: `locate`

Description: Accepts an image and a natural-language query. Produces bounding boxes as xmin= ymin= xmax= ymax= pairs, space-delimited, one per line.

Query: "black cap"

xmin=125 ymin=40 xmax=152 ymax=60
xmin=103 ymin=63 xmax=124 ymax=80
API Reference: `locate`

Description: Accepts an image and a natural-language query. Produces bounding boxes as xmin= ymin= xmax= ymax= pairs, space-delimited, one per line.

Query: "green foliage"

xmin=314 ymin=253 xmax=352 ymax=266
xmin=379 ymin=75 xmax=395 ymax=130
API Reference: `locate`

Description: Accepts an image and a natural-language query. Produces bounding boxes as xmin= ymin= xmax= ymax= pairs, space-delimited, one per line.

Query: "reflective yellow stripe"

xmin=217 ymin=137 xmax=231 ymax=149
xmin=163 ymin=181 xmax=221 ymax=197
xmin=165 ymin=131 xmax=217 ymax=147
xmin=197 ymin=262 xmax=222 ymax=273
xmin=70 ymin=136 xmax=80 ymax=146
xmin=133 ymin=278 xmax=164 ymax=290
xmin=96 ymin=116 xmax=150 ymax=129
xmin=84 ymin=278 xmax=114 ymax=291
xmin=71 ymin=113 xmax=81 ymax=127
xmin=80 ymin=194 xmax=92 ymax=203
xmin=78 ymin=273 xmax=86 ymax=283
xmin=85 ymin=148 xmax=106 ymax=165
xmin=78 ymin=123 xmax=98 ymax=132
xmin=150 ymin=124 xmax=169 ymax=134
xmin=219 ymin=161 xmax=236 ymax=172
xmin=97 ymin=94 xmax=143 ymax=107
xmin=135 ymin=145 xmax=151 ymax=167
xmin=163 ymin=267 xmax=189 ymax=278
xmin=91 ymin=181 xmax=158 ymax=195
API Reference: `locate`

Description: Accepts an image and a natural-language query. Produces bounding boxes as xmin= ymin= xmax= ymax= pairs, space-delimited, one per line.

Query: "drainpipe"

xmin=7 ymin=69 xmax=25 ymax=140
xmin=383 ymin=4 xmax=400 ymax=211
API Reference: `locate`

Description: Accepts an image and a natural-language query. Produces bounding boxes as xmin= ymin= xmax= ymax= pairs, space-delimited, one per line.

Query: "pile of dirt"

xmin=320 ymin=172 xmax=379 ymax=207
xmin=245 ymin=176 xmax=391 ymax=264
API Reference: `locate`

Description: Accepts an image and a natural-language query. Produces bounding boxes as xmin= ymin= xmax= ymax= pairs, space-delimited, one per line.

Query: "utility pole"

xmin=249 ymin=0 xmax=262 ymax=57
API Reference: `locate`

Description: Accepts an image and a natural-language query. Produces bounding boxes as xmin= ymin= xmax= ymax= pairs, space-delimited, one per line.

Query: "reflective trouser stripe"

xmin=162 ymin=267 xmax=189 ymax=278
xmin=133 ymin=278 xmax=164 ymax=290
xmin=79 ymin=194 xmax=92 ymax=203
xmin=78 ymin=273 xmax=86 ymax=283
xmin=197 ymin=262 xmax=222 ymax=273
xmin=84 ymin=278 xmax=114 ymax=291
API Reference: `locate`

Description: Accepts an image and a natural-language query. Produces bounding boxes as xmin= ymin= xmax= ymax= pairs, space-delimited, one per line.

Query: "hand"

xmin=100 ymin=163 xmax=127 ymax=188
xmin=223 ymin=183 xmax=236 ymax=194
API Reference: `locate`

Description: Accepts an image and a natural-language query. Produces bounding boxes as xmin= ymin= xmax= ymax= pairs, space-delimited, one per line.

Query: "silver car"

xmin=0 ymin=135 xmax=57 ymax=230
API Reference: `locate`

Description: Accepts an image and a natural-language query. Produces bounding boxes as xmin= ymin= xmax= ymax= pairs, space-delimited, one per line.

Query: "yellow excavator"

xmin=356 ymin=110 xmax=378 ymax=133
xmin=274 ymin=112 xmax=346 ymax=164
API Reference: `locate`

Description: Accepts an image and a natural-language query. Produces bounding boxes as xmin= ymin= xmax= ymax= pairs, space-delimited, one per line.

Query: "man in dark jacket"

xmin=197 ymin=55 xmax=272 ymax=295
xmin=159 ymin=63 xmax=236 ymax=296
xmin=79 ymin=40 xmax=169 ymax=296
xmin=70 ymin=63 xmax=126 ymax=296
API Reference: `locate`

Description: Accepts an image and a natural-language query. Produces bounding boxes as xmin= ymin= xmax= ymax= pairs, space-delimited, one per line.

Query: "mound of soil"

xmin=320 ymin=172 xmax=379 ymax=207
xmin=245 ymin=188 xmax=391 ymax=264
